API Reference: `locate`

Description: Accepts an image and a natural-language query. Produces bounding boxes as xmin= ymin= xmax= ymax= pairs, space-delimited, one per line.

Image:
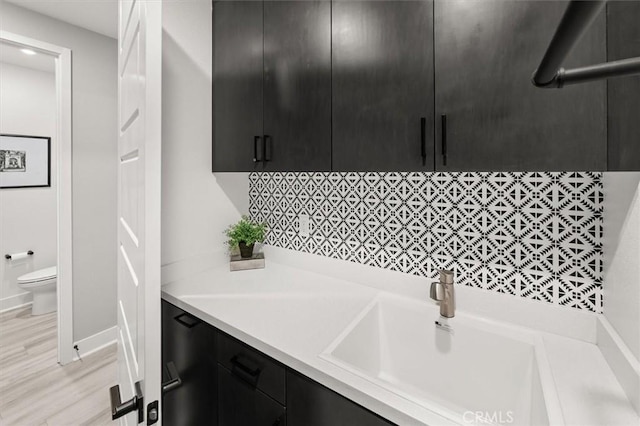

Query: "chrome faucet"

xmin=430 ymin=270 xmax=455 ymax=318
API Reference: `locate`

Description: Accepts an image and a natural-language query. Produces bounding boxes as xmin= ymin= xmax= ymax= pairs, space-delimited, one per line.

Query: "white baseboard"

xmin=597 ymin=317 xmax=640 ymax=416
xmin=72 ymin=326 xmax=117 ymax=361
xmin=0 ymin=292 xmax=32 ymax=313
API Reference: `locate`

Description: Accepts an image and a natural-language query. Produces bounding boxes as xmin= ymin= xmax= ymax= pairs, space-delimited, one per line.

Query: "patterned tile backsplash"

xmin=249 ymin=172 xmax=603 ymax=312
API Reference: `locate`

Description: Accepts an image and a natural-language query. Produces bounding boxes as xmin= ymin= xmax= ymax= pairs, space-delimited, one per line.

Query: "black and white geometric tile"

xmin=249 ymin=172 xmax=603 ymax=313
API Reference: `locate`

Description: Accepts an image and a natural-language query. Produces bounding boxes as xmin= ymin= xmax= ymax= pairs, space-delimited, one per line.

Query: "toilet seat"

xmin=17 ymin=266 xmax=57 ymax=284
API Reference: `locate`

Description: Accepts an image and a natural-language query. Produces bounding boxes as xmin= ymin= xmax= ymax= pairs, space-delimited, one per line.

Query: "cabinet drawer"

xmin=218 ymin=365 xmax=286 ymax=426
xmin=217 ymin=331 xmax=286 ymax=405
xmin=287 ymin=370 xmax=394 ymax=426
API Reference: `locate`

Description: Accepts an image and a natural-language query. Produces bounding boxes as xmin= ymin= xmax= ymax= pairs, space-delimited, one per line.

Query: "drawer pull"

xmin=174 ymin=312 xmax=200 ymax=328
xmin=230 ymin=354 xmax=261 ymax=387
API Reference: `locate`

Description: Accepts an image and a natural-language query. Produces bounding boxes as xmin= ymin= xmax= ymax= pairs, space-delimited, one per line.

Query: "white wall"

xmin=0 ymin=1 xmax=117 ymax=341
xmin=0 ymin=62 xmax=56 ymax=311
xmin=161 ymin=0 xmax=247 ymax=278
xmin=603 ymin=172 xmax=640 ymax=361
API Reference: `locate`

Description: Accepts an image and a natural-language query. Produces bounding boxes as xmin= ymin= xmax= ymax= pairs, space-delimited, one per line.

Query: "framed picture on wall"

xmin=0 ymin=134 xmax=51 ymax=189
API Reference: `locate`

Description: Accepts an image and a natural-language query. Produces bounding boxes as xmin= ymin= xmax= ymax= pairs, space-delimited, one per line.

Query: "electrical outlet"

xmin=299 ymin=214 xmax=310 ymax=237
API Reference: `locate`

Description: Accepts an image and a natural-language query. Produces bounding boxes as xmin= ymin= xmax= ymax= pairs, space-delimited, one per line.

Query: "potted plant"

xmin=225 ymin=215 xmax=267 ymax=258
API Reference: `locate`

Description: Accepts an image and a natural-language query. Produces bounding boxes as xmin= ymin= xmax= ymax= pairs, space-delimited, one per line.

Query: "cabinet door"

xmin=287 ymin=371 xmax=394 ymax=426
xmin=161 ymin=301 xmax=217 ymax=426
xmin=607 ymin=1 xmax=640 ymax=171
xmin=212 ymin=1 xmax=264 ymax=172
xmin=262 ymin=1 xmax=332 ymax=171
xmin=332 ymin=0 xmax=435 ymax=171
xmin=218 ymin=365 xmax=286 ymax=426
xmin=434 ymin=0 xmax=607 ymax=171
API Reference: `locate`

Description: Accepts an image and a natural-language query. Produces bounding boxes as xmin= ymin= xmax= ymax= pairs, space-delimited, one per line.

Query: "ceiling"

xmin=4 ymin=0 xmax=118 ymax=39
xmin=0 ymin=41 xmax=55 ymax=72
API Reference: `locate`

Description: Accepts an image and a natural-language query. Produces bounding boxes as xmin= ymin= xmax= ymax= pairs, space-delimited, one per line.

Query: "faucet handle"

xmin=430 ymin=282 xmax=444 ymax=301
xmin=439 ymin=269 xmax=454 ymax=284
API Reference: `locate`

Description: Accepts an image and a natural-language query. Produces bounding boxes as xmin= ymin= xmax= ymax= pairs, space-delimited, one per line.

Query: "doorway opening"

xmin=0 ymin=31 xmax=73 ymax=365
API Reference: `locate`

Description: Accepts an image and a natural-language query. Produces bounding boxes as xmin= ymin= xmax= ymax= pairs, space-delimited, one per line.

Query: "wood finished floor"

xmin=0 ymin=307 xmax=116 ymax=426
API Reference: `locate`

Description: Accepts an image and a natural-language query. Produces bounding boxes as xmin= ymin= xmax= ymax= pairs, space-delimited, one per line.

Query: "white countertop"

xmin=161 ymin=252 xmax=639 ymax=426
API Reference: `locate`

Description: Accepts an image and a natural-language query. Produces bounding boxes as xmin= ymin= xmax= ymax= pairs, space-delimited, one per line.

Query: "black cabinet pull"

xmin=420 ymin=117 xmax=427 ymax=164
xmin=162 ymin=361 xmax=183 ymax=395
xmin=174 ymin=312 xmax=200 ymax=328
xmin=441 ymin=114 xmax=447 ymax=166
xmin=263 ymin=135 xmax=272 ymax=162
xmin=230 ymin=354 xmax=261 ymax=387
xmin=253 ymin=136 xmax=262 ymax=163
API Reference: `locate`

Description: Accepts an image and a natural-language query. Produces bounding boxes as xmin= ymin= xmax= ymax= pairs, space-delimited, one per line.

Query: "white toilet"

xmin=17 ymin=266 xmax=57 ymax=315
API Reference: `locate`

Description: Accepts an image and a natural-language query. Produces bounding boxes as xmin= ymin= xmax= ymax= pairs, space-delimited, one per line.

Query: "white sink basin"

xmin=321 ymin=294 xmax=562 ymax=426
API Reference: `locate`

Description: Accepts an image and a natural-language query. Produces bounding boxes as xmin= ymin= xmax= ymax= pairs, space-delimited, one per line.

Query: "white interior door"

xmin=112 ymin=0 xmax=162 ymax=424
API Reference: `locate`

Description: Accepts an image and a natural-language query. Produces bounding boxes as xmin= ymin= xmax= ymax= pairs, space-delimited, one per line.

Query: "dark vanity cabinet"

xmin=607 ymin=1 xmax=640 ymax=171
xmin=212 ymin=1 xmax=331 ymax=172
xmin=161 ymin=301 xmax=217 ymax=426
xmin=331 ymin=0 xmax=435 ymax=171
xmin=162 ymin=300 xmax=396 ymax=425
xmin=287 ymin=371 xmax=393 ymax=426
xmin=217 ymin=332 xmax=286 ymax=426
xmin=433 ymin=0 xmax=607 ymax=171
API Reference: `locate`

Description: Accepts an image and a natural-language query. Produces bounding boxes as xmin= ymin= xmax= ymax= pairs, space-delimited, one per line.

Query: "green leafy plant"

xmin=224 ymin=215 xmax=267 ymax=250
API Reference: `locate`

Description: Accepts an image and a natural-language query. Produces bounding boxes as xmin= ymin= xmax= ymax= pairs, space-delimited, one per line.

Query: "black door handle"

xmin=441 ymin=114 xmax=447 ymax=166
xmin=253 ymin=136 xmax=262 ymax=163
xmin=420 ymin=117 xmax=427 ymax=165
xmin=162 ymin=361 xmax=183 ymax=395
xmin=110 ymin=381 xmax=143 ymax=422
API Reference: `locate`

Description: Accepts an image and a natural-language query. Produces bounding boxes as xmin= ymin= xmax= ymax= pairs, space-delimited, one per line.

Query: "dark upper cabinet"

xmin=161 ymin=301 xmax=217 ymax=426
xmin=434 ymin=0 xmax=607 ymax=171
xmin=212 ymin=1 xmax=331 ymax=172
xmin=212 ymin=1 xmax=263 ymax=172
xmin=331 ymin=1 xmax=435 ymax=171
xmin=263 ymin=1 xmax=332 ymax=171
xmin=607 ymin=1 xmax=640 ymax=171
xmin=213 ymin=1 xmax=625 ymax=172
xmin=287 ymin=370 xmax=394 ymax=426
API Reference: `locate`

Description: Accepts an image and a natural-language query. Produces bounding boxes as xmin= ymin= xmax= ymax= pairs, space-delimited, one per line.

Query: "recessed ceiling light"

xmin=20 ymin=48 xmax=37 ymax=56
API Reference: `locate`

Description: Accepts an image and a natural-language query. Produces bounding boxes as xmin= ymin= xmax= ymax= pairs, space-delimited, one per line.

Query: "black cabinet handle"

xmin=263 ymin=135 xmax=272 ymax=162
xmin=230 ymin=354 xmax=261 ymax=387
xmin=162 ymin=361 xmax=183 ymax=395
xmin=441 ymin=114 xmax=447 ymax=166
xmin=420 ymin=117 xmax=427 ymax=164
xmin=174 ymin=312 xmax=200 ymax=328
xmin=253 ymin=136 xmax=262 ymax=163
xmin=272 ymin=414 xmax=284 ymax=426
